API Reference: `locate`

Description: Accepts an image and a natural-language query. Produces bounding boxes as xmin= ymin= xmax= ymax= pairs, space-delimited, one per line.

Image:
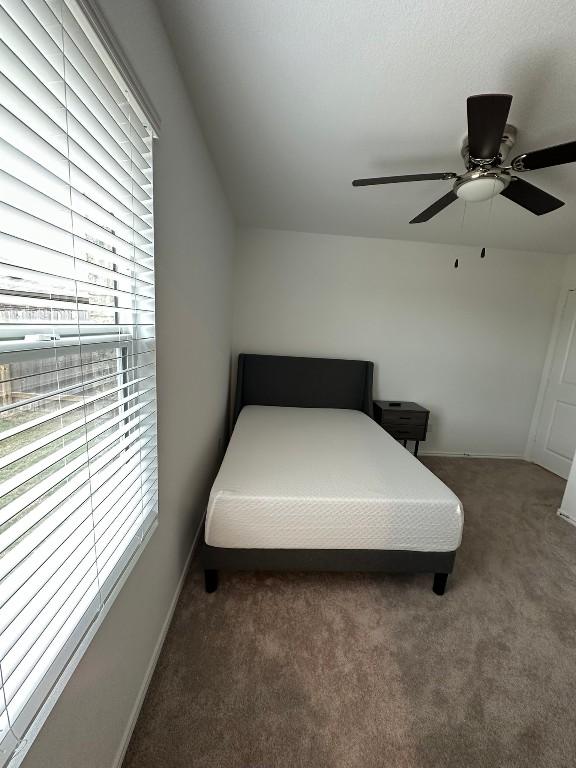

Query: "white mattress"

xmin=205 ymin=406 xmax=463 ymax=551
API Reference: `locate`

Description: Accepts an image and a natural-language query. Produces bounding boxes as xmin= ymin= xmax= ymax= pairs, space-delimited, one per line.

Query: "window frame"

xmin=0 ymin=0 xmax=159 ymax=764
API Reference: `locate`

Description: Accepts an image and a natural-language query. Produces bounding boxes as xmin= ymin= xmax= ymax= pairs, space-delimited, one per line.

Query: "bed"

xmin=202 ymin=354 xmax=463 ymax=594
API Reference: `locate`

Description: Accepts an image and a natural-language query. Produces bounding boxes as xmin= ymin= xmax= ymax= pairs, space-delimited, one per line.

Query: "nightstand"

xmin=373 ymin=400 xmax=430 ymax=457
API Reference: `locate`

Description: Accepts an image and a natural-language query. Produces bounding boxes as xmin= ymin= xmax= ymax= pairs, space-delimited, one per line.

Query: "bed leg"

xmin=433 ymin=573 xmax=448 ymax=595
xmin=204 ymin=569 xmax=219 ymax=593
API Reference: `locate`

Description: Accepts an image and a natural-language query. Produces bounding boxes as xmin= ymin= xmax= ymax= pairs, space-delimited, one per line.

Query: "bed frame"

xmin=203 ymin=354 xmax=456 ymax=595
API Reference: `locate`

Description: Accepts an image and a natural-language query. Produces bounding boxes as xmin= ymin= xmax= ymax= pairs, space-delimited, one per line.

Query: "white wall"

xmin=233 ymin=228 xmax=566 ymax=456
xmin=560 ymin=253 xmax=576 ymax=290
xmin=21 ymin=1 xmax=235 ymax=767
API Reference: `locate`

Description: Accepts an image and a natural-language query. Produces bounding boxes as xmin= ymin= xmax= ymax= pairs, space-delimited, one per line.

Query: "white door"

xmin=533 ymin=289 xmax=576 ymax=479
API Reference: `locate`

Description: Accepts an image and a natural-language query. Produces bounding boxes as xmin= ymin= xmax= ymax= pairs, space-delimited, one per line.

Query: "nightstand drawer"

xmin=373 ymin=400 xmax=429 ymax=456
xmin=378 ymin=410 xmax=427 ymax=426
xmin=383 ymin=424 xmax=427 ymax=441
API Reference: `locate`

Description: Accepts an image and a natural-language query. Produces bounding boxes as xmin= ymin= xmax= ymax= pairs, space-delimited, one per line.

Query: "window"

xmin=0 ymin=0 xmax=157 ymax=763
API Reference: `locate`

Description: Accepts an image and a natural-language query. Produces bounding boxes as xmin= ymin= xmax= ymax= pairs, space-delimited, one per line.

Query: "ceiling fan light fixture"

xmin=454 ymin=173 xmax=507 ymax=202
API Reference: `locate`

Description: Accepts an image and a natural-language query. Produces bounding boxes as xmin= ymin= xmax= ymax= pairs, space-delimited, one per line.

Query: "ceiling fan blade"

xmin=467 ymin=94 xmax=512 ymax=160
xmin=500 ymin=177 xmax=564 ymax=215
xmin=352 ymin=172 xmax=456 ymax=187
xmin=410 ymin=190 xmax=458 ymax=223
xmin=511 ymin=140 xmax=576 ymax=171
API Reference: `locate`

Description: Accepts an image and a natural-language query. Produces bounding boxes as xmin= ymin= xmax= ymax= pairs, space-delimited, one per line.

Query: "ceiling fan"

xmin=352 ymin=94 xmax=576 ymax=223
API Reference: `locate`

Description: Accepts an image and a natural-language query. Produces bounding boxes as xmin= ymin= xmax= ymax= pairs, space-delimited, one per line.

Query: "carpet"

xmin=123 ymin=458 xmax=576 ymax=768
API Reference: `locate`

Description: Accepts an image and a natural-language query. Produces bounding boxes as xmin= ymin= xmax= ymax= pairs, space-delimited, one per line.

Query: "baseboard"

xmin=111 ymin=527 xmax=201 ymax=768
xmin=558 ymin=509 xmax=576 ymax=528
xmin=419 ymin=451 xmax=526 ymax=459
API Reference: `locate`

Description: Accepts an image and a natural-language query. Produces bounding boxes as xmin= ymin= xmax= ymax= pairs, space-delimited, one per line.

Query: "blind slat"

xmin=0 ymin=104 xmax=154 ymax=232
xmin=0 ymin=230 xmax=154 ymax=291
xmin=3 ymin=568 xmax=100 ymax=706
xmin=8 ymin=0 xmax=151 ymax=156
xmin=0 ymin=424 xmax=157 ymax=577
xmin=1 ymin=532 xmax=97 ymax=670
xmin=0 ymin=377 xmax=156 ymax=447
xmin=0 ymin=193 xmax=151 ymax=266
xmin=0 ymin=399 xmax=149 ymax=499
xmin=0 ymin=365 xmax=155 ymax=416
xmin=0 ymin=165 xmax=154 ymax=265
xmin=0 ymin=351 xmax=154 ymax=396
xmin=0 ymin=460 xmax=157 ymax=653
xmin=0 ymin=385 xmax=153 ymax=469
xmin=0 ymin=444 xmax=157 ymax=621
xmin=0 ymin=235 xmax=156 ymax=306
xmin=2 ymin=474 xmax=156 ymax=674
xmin=0 ymin=420 xmax=156 ymax=555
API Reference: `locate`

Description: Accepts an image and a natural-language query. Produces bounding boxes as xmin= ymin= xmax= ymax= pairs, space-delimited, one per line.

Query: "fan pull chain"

xmin=480 ymin=182 xmax=495 ymax=263
xmin=454 ymin=200 xmax=467 ymax=269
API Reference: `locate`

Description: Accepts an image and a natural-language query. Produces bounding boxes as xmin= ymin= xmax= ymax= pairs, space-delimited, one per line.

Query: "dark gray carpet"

xmin=123 ymin=458 xmax=576 ymax=768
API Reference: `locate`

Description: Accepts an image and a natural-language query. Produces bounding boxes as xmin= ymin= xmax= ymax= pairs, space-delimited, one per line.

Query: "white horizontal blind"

xmin=0 ymin=0 xmax=157 ymax=763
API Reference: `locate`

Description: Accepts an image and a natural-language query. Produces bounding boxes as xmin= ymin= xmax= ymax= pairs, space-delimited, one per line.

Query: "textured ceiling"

xmin=157 ymin=0 xmax=576 ymax=253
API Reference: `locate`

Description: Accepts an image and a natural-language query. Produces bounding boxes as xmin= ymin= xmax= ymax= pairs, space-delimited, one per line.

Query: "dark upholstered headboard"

xmin=233 ymin=354 xmax=374 ymax=423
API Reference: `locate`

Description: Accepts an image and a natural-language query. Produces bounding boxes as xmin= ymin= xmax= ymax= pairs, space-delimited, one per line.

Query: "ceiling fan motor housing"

xmin=455 ymin=123 xmax=516 ymax=201
xmin=460 ymin=124 xmax=517 ymax=167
